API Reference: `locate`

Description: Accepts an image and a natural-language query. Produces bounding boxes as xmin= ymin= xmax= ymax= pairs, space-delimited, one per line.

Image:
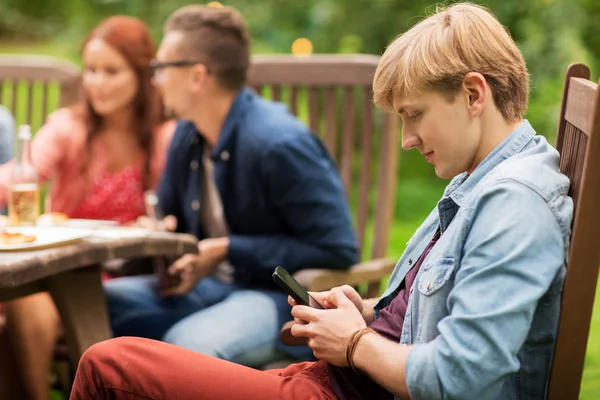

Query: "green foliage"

xmin=0 ymin=0 xmax=594 ymax=142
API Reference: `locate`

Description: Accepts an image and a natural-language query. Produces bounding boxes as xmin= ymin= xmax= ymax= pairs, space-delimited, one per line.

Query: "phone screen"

xmin=273 ymin=266 xmax=324 ymax=309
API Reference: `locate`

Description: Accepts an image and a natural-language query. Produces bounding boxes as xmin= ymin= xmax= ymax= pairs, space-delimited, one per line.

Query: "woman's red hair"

xmin=76 ymin=16 xmax=164 ymax=189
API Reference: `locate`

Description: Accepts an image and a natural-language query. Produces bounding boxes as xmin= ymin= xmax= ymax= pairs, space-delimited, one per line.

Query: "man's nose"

xmin=401 ymin=129 xmax=420 ymax=151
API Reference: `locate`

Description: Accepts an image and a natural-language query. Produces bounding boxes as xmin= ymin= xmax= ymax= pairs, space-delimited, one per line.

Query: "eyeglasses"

xmin=150 ymin=60 xmax=208 ymax=73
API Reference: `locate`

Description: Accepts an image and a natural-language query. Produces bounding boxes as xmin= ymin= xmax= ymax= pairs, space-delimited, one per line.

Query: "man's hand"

xmin=161 ymin=237 xmax=229 ymax=297
xmin=290 ymin=288 xmax=367 ymax=366
xmin=288 ymin=285 xmax=373 ymax=323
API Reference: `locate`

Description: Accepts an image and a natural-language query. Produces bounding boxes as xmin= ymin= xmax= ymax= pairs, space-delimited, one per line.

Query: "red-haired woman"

xmin=0 ymin=16 xmax=174 ymax=399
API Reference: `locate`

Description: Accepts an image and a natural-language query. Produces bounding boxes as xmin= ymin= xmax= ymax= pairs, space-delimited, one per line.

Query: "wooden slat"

xmin=308 ymin=87 xmax=319 ymax=134
xmin=59 ymin=79 xmax=80 ymax=109
xmin=371 ymin=112 xmax=399 ymax=260
xmin=324 ymin=87 xmax=337 ymax=159
xmin=574 ymin=131 xmax=587 ymax=207
xmin=0 ymin=55 xmax=79 ymax=83
xmin=40 ymin=83 xmax=48 ymax=123
xmin=8 ymin=81 xmax=16 ymax=117
xmin=559 ymin=123 xmax=573 ymax=176
xmin=356 ymin=86 xmax=374 ymax=256
xmin=251 ymin=85 xmax=263 ymax=96
xmin=572 ymin=127 xmax=582 ymax=205
xmin=271 ymin=85 xmax=282 ymax=102
xmin=564 ymin=77 xmax=597 ymax=134
xmin=248 ymin=54 xmax=380 ymax=86
xmin=556 ymin=64 xmax=590 ymax=154
xmin=570 ymin=125 xmax=580 ymax=189
xmin=289 ymin=86 xmax=299 ymax=116
xmin=339 ymin=86 xmax=355 ymax=196
xmin=25 ymin=82 xmax=34 ymax=125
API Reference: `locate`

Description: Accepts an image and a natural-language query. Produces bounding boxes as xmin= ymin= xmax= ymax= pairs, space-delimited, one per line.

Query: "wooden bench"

xmin=0 ymin=55 xmax=79 ymax=131
xmin=249 ymin=54 xmax=400 ymax=297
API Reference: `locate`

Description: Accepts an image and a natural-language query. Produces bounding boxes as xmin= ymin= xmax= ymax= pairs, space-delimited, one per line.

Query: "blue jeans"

xmin=104 ymin=275 xmax=292 ymax=367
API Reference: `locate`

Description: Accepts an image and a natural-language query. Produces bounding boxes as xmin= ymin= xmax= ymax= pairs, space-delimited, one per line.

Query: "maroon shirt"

xmin=328 ymin=229 xmax=441 ymax=400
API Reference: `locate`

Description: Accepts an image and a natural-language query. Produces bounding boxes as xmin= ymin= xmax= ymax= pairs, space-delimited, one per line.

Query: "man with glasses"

xmin=104 ymin=4 xmax=357 ymax=368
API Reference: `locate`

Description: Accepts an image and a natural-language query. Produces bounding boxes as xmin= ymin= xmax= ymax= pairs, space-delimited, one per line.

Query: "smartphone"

xmin=272 ymin=266 xmax=324 ymax=309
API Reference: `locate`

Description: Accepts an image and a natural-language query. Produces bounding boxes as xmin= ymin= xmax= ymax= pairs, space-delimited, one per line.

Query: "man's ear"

xmin=189 ymin=63 xmax=210 ymax=91
xmin=463 ymin=72 xmax=487 ymax=117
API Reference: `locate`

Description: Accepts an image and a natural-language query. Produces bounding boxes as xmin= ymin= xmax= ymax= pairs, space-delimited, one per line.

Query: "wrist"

xmin=198 ymin=237 xmax=229 ymax=261
xmin=346 ymin=327 xmax=376 ymax=370
xmin=361 ymin=307 xmax=375 ymax=323
xmin=352 ymin=331 xmax=378 ymax=371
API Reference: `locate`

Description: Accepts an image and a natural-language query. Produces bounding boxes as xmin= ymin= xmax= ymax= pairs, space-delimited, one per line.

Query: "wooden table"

xmin=0 ymin=230 xmax=198 ymax=365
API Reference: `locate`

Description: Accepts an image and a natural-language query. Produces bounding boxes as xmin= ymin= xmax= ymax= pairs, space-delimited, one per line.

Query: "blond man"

xmin=70 ymin=3 xmax=572 ymax=399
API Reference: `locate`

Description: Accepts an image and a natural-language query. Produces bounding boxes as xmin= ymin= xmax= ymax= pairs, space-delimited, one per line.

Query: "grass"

xmin=2 ymin=41 xmax=599 ymax=399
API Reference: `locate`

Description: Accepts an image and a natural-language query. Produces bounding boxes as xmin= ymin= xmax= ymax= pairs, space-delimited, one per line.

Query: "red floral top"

xmin=70 ymin=160 xmax=146 ymax=225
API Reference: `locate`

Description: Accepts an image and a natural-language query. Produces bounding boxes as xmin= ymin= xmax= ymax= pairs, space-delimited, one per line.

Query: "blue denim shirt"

xmin=158 ymin=88 xmax=358 ymax=286
xmin=375 ymin=120 xmax=573 ymax=400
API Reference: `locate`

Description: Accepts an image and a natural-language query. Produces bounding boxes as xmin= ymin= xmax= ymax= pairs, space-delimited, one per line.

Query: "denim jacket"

xmin=374 ymin=120 xmax=573 ymax=400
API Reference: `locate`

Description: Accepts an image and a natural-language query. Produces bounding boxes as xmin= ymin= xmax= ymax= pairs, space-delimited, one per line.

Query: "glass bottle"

xmin=8 ymin=124 xmax=40 ymax=226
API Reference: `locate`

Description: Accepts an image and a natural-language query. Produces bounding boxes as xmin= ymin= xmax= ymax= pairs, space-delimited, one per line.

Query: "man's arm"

xmin=228 ymin=134 xmax=358 ymax=284
xmin=353 ymin=334 xmax=412 ymax=396
xmin=349 ymin=182 xmax=567 ymax=399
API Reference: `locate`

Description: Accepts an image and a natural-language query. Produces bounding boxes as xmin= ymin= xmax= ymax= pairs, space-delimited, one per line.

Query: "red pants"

xmin=71 ymin=337 xmax=338 ymax=400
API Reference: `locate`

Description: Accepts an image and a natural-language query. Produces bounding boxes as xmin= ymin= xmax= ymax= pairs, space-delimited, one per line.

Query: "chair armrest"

xmin=293 ymin=257 xmax=397 ymax=292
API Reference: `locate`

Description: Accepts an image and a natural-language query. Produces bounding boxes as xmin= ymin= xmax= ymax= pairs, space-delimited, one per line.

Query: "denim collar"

xmin=434 ymin=120 xmax=535 ymax=233
xmin=444 ymin=119 xmax=536 ymax=207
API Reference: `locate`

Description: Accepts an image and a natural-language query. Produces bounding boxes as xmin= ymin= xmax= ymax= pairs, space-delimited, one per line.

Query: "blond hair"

xmin=373 ymin=2 xmax=529 ymax=122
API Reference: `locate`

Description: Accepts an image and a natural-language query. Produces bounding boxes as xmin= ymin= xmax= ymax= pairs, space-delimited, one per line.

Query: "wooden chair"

xmin=248 ymin=54 xmax=400 ymax=297
xmin=0 ymin=54 xmax=80 ymax=394
xmin=547 ymin=63 xmax=600 ymax=399
xmin=0 ymin=55 xmax=80 ymax=130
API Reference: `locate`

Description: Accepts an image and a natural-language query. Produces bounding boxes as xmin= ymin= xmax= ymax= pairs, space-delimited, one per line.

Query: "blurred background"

xmin=0 ymin=0 xmax=599 ymax=397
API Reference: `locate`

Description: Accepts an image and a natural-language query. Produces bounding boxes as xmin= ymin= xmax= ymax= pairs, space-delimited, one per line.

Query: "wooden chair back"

xmin=248 ymin=54 xmax=399 ymax=269
xmin=547 ymin=63 xmax=600 ymax=399
xmin=0 ymin=55 xmax=80 ymax=131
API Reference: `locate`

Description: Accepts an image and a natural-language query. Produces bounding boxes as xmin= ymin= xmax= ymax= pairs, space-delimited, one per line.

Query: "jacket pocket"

xmin=418 ymin=257 xmax=456 ymax=296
